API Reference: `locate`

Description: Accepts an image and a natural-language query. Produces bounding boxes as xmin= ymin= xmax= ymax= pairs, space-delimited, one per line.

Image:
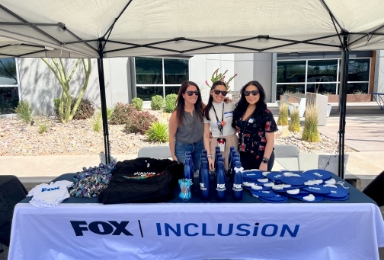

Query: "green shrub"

xmin=90 ymin=112 xmax=102 ymax=132
xmin=107 ymin=108 xmax=113 ymax=120
xmin=164 ymin=94 xmax=177 ymax=113
xmin=302 ymin=104 xmax=320 ymax=142
xmin=288 ymin=108 xmax=300 ymax=132
xmin=53 ymin=97 xmax=95 ymax=120
xmin=151 ymin=95 xmax=164 ymax=110
xmin=109 ymin=103 xmax=137 ymax=125
xmin=124 ymin=110 xmax=158 ymax=134
xmin=132 ymin=98 xmax=143 ymax=111
xmin=38 ymin=123 xmax=47 ymax=134
xmin=72 ymin=98 xmax=95 ymax=120
xmin=15 ymin=100 xmax=33 ymax=123
xmin=146 ymin=121 xmax=168 ymax=142
xmin=277 ymin=102 xmax=289 ymax=126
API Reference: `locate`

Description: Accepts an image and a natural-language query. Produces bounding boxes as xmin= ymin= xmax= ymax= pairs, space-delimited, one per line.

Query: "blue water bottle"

xmin=200 ymin=160 xmax=210 ymax=200
xmin=228 ymin=148 xmax=236 ymax=175
xmin=201 ymin=150 xmax=207 ymax=159
xmin=232 ymin=161 xmax=243 ymax=201
xmin=228 ymin=146 xmax=235 ymax=167
xmin=231 ymin=154 xmax=240 ymax=180
xmin=184 ymin=158 xmax=193 ymax=184
xmin=216 ymin=161 xmax=226 ymax=201
xmin=215 ymin=153 xmax=223 ymax=171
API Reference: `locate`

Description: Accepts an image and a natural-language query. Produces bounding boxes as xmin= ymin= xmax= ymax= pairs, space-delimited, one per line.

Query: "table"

xmin=8 ymin=173 xmax=384 ymax=260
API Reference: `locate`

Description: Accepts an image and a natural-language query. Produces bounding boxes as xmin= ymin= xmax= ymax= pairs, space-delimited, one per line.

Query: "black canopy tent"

xmin=1 ymin=0 xmax=384 ymax=179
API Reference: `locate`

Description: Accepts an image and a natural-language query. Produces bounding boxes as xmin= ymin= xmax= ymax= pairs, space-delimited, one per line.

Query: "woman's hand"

xmin=171 ymin=155 xmax=178 ymax=162
xmin=259 ymin=162 xmax=268 ymax=171
xmin=208 ymin=157 xmax=214 ymax=171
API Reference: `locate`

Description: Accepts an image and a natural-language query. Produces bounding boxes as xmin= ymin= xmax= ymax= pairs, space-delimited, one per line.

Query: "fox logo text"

xmin=70 ymin=221 xmax=133 ymax=236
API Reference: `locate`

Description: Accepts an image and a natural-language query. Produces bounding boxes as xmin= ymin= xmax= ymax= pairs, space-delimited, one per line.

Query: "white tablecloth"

xmin=9 ymin=202 xmax=384 ymax=260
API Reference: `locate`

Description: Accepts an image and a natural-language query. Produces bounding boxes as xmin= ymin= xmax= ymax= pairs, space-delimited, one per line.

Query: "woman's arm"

xmin=259 ymin=132 xmax=275 ymax=171
xmin=203 ymin=123 xmax=214 ymax=171
xmin=168 ymin=111 xmax=178 ymax=161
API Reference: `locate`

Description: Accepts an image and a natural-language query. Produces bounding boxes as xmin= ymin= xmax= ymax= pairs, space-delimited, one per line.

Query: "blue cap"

xmin=281 ymin=176 xmax=306 ymax=186
xmin=323 ymin=186 xmax=349 ymax=198
xmin=250 ymin=190 xmax=278 ymax=198
xmin=302 ymin=185 xmax=330 ymax=194
xmin=258 ymin=194 xmax=288 ymax=203
xmin=301 ymin=169 xmax=332 ymax=180
xmin=266 ymin=172 xmax=285 ymax=182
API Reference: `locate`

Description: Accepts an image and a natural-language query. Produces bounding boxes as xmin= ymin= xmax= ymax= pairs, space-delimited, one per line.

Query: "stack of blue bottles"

xmin=232 ymin=161 xmax=243 ymax=201
xmin=199 ymin=160 xmax=210 ymax=200
xmin=216 ymin=161 xmax=226 ymax=201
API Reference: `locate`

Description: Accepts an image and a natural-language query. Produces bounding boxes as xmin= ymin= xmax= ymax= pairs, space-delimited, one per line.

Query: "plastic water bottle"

xmin=232 ymin=161 xmax=243 ymax=201
xmin=184 ymin=158 xmax=193 ymax=184
xmin=200 ymin=160 xmax=210 ymax=200
xmin=216 ymin=161 xmax=226 ymax=201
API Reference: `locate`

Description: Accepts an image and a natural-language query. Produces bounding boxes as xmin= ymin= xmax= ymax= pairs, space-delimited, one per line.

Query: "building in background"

xmin=1 ymin=50 xmax=383 ymax=116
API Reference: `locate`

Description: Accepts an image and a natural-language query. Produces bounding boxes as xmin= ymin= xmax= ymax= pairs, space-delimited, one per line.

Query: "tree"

xmin=41 ymin=58 xmax=91 ymax=123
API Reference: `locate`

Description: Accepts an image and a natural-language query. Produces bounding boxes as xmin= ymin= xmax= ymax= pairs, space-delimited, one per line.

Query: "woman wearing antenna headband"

xmin=203 ymin=80 xmax=238 ymax=171
xmin=169 ymin=81 xmax=205 ymax=172
xmin=232 ymin=80 xmax=278 ymax=171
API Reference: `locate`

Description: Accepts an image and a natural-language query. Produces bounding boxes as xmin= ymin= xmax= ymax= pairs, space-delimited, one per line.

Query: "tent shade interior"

xmin=1 ymin=0 xmax=384 ymax=177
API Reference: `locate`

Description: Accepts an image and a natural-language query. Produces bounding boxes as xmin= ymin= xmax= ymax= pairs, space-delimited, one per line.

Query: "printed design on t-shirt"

xmin=123 ymin=171 xmax=165 ymax=180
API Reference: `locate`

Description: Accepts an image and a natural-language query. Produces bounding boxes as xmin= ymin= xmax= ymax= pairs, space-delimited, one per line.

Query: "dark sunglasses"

xmin=243 ymin=90 xmax=259 ymax=96
xmin=212 ymin=90 xmax=228 ymax=96
xmin=185 ymin=91 xmax=199 ymax=96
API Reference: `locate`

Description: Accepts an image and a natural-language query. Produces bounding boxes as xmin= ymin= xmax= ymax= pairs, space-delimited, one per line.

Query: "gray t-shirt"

xmin=175 ymin=109 xmax=204 ymax=144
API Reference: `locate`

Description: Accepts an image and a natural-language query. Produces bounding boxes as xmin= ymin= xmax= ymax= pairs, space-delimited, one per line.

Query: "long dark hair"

xmin=203 ymin=80 xmax=227 ymax=121
xmin=233 ymin=80 xmax=267 ymax=127
xmin=175 ymin=81 xmax=204 ymax=126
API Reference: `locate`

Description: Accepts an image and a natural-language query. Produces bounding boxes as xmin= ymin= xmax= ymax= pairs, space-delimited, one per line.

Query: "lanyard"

xmin=212 ymin=103 xmax=224 ymax=135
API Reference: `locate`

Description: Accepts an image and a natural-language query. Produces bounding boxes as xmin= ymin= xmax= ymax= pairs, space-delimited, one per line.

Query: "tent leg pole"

xmin=97 ymin=42 xmax=110 ymax=164
xmin=338 ymin=34 xmax=349 ymax=179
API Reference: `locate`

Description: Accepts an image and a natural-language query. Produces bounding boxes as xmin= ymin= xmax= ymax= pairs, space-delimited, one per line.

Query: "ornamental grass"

xmin=288 ymin=107 xmax=301 ymax=132
xmin=277 ymin=101 xmax=289 ymax=126
xmin=302 ymin=103 xmax=320 ymax=142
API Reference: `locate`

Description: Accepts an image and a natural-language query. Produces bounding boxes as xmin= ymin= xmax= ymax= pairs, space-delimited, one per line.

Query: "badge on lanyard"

xmin=248 ymin=117 xmax=254 ymax=124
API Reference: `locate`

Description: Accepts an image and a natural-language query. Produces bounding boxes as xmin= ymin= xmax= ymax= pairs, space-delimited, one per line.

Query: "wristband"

xmin=207 ymin=154 xmax=212 ymax=158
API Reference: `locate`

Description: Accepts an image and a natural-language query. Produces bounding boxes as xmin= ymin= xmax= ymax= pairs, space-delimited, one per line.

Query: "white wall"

xmin=18 ymin=58 xmax=100 ymax=116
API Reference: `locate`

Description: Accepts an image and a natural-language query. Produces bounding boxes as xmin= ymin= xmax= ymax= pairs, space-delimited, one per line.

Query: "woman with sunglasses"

xmin=169 ymin=81 xmax=204 ymax=172
xmin=203 ymin=80 xmax=238 ymax=171
xmin=232 ymin=81 xmax=278 ymax=171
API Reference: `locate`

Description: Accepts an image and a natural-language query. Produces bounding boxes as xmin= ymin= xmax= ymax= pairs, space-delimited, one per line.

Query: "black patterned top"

xmin=233 ymin=108 xmax=278 ymax=160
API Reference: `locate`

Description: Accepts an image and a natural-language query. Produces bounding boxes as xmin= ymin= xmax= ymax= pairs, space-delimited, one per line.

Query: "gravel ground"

xmin=0 ymin=111 xmax=355 ymax=156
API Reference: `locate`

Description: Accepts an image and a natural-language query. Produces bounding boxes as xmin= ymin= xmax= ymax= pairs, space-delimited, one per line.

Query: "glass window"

xmin=346 ymin=83 xmax=369 ymax=94
xmin=277 ymin=61 xmax=306 ymax=83
xmin=135 ymin=57 xmax=189 ymax=100
xmin=276 ymin=84 xmax=305 ymax=100
xmin=165 ymin=86 xmax=180 ymax=96
xmin=136 ymin=86 xmax=163 ymax=101
xmin=0 ymin=87 xmax=19 ymax=114
xmin=0 ymin=58 xmax=18 ymax=85
xmin=135 ymin=57 xmax=162 ymax=84
xmin=307 ymin=83 xmax=337 ymax=94
xmin=307 ymin=60 xmax=337 ymax=83
xmin=164 ymin=59 xmax=189 ymax=84
xmin=348 ymin=59 xmax=370 ymax=82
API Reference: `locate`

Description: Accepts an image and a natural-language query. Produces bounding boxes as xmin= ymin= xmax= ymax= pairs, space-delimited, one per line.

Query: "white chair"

xmin=274 ymin=144 xmax=301 ymax=171
xmin=137 ymin=146 xmax=171 ymax=159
